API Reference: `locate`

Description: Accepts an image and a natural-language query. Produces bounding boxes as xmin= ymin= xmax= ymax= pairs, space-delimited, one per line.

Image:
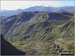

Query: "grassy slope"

xmin=49 ymin=18 xmax=74 ymax=41
xmin=9 ymin=17 xmax=74 ymax=55
xmin=54 ymin=18 xmax=74 ymax=51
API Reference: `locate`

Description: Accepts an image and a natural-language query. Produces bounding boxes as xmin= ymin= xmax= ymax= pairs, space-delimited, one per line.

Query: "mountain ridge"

xmin=1 ymin=6 xmax=75 ymax=18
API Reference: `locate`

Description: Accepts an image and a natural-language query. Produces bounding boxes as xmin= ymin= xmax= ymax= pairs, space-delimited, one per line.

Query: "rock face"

xmin=1 ymin=34 xmax=25 ymax=55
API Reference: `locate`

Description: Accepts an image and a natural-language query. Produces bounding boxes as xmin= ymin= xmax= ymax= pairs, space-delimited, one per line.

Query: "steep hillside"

xmin=46 ymin=17 xmax=74 ymax=41
xmin=9 ymin=18 xmax=74 ymax=55
xmin=1 ymin=11 xmax=74 ymax=55
xmin=1 ymin=12 xmax=74 ymax=41
xmin=9 ymin=17 xmax=74 ymax=55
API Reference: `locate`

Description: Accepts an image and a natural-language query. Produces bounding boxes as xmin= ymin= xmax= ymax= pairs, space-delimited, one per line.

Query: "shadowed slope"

xmin=1 ymin=34 xmax=25 ymax=55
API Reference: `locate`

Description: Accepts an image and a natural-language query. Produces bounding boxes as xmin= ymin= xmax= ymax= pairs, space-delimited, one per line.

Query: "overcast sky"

xmin=1 ymin=1 xmax=74 ymax=10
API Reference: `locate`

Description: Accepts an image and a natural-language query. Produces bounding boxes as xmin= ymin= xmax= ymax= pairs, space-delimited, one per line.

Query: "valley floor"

xmin=9 ymin=39 xmax=74 ymax=55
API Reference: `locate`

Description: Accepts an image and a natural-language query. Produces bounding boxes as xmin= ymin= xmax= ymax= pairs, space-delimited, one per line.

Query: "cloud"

xmin=25 ymin=1 xmax=61 ymax=7
xmin=1 ymin=1 xmax=61 ymax=10
xmin=1 ymin=1 xmax=74 ymax=10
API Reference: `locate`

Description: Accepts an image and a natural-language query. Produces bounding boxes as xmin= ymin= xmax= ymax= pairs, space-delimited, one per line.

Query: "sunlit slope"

xmin=5 ymin=17 xmax=74 ymax=41
xmin=47 ymin=17 xmax=74 ymax=41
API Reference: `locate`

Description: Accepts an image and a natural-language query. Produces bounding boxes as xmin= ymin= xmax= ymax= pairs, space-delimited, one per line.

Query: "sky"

xmin=1 ymin=0 xmax=74 ymax=10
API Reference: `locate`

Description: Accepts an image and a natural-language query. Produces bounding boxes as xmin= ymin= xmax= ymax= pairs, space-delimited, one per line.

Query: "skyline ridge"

xmin=1 ymin=6 xmax=75 ymax=11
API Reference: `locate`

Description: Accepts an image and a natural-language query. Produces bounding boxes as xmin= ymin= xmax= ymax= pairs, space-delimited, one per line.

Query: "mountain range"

xmin=1 ymin=6 xmax=75 ymax=18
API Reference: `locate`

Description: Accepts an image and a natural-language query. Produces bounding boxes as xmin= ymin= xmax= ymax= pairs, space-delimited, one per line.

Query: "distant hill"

xmin=24 ymin=6 xmax=75 ymax=12
xmin=0 ymin=9 xmax=23 ymax=18
xmin=1 ymin=6 xmax=75 ymax=18
xmin=24 ymin=6 xmax=54 ymax=12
